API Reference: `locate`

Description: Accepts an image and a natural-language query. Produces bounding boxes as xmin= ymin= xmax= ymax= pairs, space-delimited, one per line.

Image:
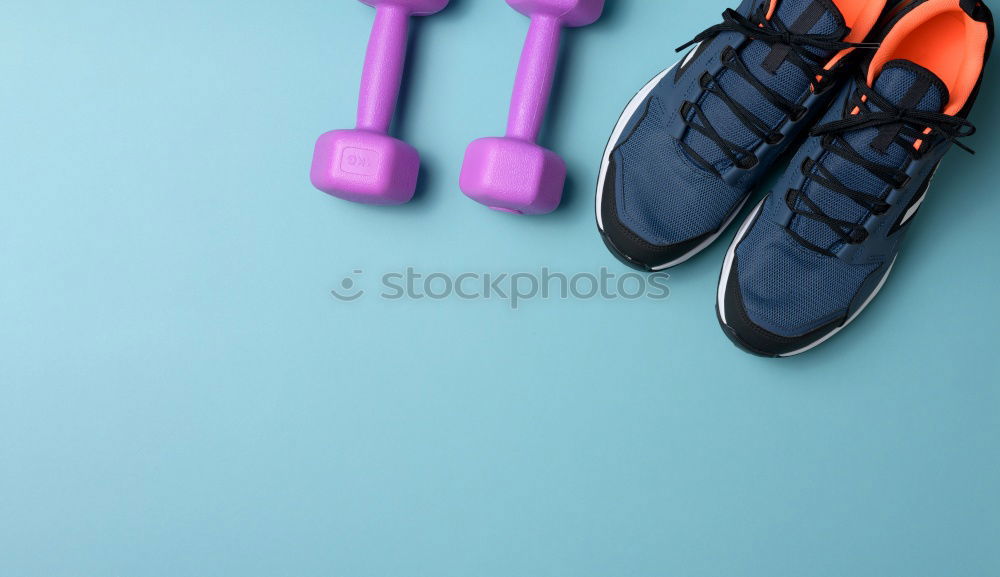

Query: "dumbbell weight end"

xmin=312 ymin=2 xmax=440 ymax=206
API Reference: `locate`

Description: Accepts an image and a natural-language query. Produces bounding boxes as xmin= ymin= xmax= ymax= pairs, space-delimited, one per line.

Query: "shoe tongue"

xmin=871 ymin=59 xmax=949 ymax=113
xmin=681 ymin=0 xmax=848 ymax=171
xmin=772 ymin=0 xmax=848 ymax=37
xmin=760 ymin=0 xmax=849 ymax=72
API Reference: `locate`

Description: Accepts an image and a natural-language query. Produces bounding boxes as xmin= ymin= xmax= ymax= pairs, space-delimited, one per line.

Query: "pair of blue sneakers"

xmin=596 ymin=0 xmax=994 ymax=356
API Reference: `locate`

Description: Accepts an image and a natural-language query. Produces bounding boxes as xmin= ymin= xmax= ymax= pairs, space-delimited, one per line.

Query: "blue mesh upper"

xmin=615 ymin=96 xmax=747 ymax=244
xmin=613 ymin=0 xmax=850 ymax=246
xmin=734 ymin=61 xmax=951 ymax=336
xmin=736 ymin=214 xmax=878 ymax=335
xmin=684 ymin=0 xmax=846 ymax=170
xmin=789 ymin=63 xmax=948 ymax=249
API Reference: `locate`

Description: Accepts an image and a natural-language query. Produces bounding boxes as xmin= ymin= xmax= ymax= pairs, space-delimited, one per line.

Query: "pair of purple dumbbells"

xmin=310 ymin=0 xmax=605 ymax=215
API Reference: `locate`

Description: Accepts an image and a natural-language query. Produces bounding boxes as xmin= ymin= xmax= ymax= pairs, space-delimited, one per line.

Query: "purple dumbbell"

xmin=460 ymin=0 xmax=604 ymax=215
xmin=311 ymin=0 xmax=449 ymax=205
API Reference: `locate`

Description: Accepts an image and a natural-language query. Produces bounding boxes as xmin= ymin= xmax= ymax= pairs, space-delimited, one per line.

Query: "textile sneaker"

xmin=717 ymin=0 xmax=994 ymax=356
xmin=596 ymin=0 xmax=887 ymax=270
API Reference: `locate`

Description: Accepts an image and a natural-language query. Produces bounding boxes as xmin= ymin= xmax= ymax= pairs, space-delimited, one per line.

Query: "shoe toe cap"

xmin=718 ymin=253 xmax=844 ymax=357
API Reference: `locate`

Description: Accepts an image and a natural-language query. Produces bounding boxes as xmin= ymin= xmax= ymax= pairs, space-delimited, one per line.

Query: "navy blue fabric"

xmin=610 ymin=0 xmax=848 ymax=246
xmin=736 ymin=213 xmax=878 ymax=335
xmin=733 ymin=61 xmax=955 ymax=337
xmin=789 ymin=63 xmax=948 ymax=250
xmin=684 ymin=0 xmax=844 ymax=170
xmin=615 ymin=98 xmax=748 ymax=244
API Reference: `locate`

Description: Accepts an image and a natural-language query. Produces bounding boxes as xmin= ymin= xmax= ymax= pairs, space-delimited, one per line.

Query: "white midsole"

xmin=717 ymin=197 xmax=765 ymax=326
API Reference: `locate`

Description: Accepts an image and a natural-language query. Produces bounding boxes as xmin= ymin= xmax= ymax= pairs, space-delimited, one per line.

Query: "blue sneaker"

xmin=596 ymin=0 xmax=887 ymax=270
xmin=717 ymin=0 xmax=994 ymax=356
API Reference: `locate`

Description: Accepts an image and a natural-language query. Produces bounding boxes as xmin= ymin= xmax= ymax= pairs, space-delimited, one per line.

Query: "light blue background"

xmin=2 ymin=1 xmax=998 ymax=575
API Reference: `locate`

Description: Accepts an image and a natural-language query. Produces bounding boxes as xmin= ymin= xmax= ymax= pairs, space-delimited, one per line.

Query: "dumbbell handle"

xmin=506 ymin=15 xmax=562 ymax=143
xmin=356 ymin=5 xmax=411 ymax=133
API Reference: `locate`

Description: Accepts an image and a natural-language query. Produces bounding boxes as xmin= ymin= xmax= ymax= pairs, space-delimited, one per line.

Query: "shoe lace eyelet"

xmin=850 ymin=229 xmax=869 ymax=244
xmin=766 ymin=132 xmax=784 ymax=145
xmin=790 ymin=106 xmax=807 ymax=122
xmin=894 ymin=175 xmax=911 ymax=189
xmin=738 ymin=155 xmax=759 ymax=170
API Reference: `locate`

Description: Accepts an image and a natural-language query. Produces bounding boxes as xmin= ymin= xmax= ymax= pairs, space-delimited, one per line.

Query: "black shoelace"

xmin=785 ymin=68 xmax=977 ymax=255
xmin=675 ymin=6 xmax=877 ymax=175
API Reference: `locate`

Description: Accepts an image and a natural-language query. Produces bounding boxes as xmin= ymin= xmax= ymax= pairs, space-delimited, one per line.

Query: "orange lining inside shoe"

xmin=765 ymin=0 xmax=779 ymax=20
xmin=867 ymin=0 xmax=989 ymax=115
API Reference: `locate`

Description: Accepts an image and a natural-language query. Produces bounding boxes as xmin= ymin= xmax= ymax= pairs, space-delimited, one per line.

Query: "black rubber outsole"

xmin=598 ymin=229 xmax=655 ymax=272
xmin=716 ymin=305 xmax=782 ymax=358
